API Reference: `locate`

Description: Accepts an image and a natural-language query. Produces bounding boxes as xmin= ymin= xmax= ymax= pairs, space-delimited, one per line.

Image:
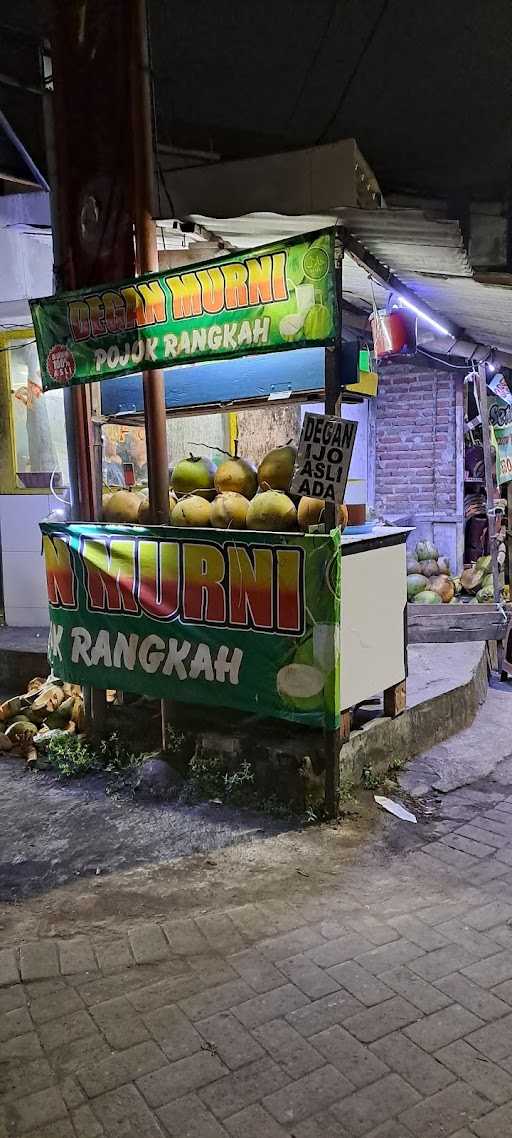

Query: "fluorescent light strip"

xmin=397 ymin=295 xmax=452 ymax=337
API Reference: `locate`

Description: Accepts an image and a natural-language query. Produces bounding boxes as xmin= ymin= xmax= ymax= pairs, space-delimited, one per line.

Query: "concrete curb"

xmin=341 ymin=642 xmax=488 ymax=784
xmin=0 ymin=627 xmax=49 ymax=692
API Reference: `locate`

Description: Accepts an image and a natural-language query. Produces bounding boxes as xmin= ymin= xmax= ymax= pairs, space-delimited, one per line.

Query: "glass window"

xmin=9 ymin=337 xmax=69 ymax=490
xmin=102 ymin=413 xmax=231 ymax=490
xmin=167 ymin=413 xmax=230 ymax=468
xmin=102 ymin=425 xmax=148 ymax=489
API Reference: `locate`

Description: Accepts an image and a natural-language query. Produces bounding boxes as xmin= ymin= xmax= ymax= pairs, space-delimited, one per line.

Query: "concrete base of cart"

xmin=166 ymin=641 xmax=488 ymax=808
xmin=343 ymin=640 xmax=488 ymax=787
xmin=0 ymin=627 xmax=489 ymax=806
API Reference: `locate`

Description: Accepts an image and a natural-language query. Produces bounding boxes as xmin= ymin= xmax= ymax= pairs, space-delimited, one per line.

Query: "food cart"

xmin=31 ymin=228 xmax=408 ymax=812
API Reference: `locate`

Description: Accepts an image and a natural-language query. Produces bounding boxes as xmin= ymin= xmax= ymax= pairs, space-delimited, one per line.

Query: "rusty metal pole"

xmin=323 ymin=236 xmax=344 ymax=817
xmin=129 ymin=0 xmax=170 ymax=526
xmin=129 ymin=0 xmax=171 ymax=747
xmin=48 ymin=2 xmax=113 ymax=732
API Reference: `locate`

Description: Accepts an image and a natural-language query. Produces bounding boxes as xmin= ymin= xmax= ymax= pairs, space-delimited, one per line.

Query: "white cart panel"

xmin=341 ymin=528 xmax=408 ymax=709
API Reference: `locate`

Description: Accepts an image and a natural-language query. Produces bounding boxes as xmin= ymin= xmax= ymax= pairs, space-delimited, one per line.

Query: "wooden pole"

xmin=129 ymin=0 xmax=170 ymax=527
xmin=477 ymin=364 xmax=501 ymax=602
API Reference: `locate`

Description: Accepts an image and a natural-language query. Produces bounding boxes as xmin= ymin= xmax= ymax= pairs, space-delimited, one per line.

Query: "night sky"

xmin=1 ymin=0 xmax=512 ymax=202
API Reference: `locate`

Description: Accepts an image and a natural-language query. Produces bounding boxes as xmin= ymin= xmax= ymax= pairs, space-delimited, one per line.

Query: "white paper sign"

xmin=290 ymin=412 xmax=357 ymax=503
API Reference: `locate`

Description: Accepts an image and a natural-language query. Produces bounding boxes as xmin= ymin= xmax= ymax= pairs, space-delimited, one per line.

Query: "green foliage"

xmin=223 ymin=760 xmax=254 ymax=804
xmin=361 ymin=766 xmax=382 ymax=790
xmin=184 ymin=753 xmax=255 ymax=807
xmin=47 ymin=731 xmax=135 ymax=779
xmin=97 ymin=732 xmax=135 ymax=771
xmin=166 ymin=725 xmax=186 ymax=753
xmin=47 ymin=733 xmax=97 ymax=779
xmin=184 ymin=753 xmax=225 ymax=801
xmin=338 ymin=774 xmax=357 ymax=804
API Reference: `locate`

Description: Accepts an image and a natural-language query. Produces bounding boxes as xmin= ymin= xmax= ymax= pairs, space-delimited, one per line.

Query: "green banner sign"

xmin=495 ymin=424 xmax=512 ymax=485
xmin=30 ymin=230 xmax=337 ymax=392
xmin=41 ymin=522 xmax=341 ymax=729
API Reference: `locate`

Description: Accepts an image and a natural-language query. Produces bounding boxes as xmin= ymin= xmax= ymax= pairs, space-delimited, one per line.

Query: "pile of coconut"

xmin=408 ymin=542 xmax=496 ymax=605
xmin=407 ymin=541 xmax=459 ymax=605
xmin=0 ymin=677 xmax=85 ymax=765
xmin=102 ymin=442 xmax=349 ymax=533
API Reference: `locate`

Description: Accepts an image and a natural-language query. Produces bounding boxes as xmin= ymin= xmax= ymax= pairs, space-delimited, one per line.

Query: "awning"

xmin=189 ymin=209 xmax=512 ymax=366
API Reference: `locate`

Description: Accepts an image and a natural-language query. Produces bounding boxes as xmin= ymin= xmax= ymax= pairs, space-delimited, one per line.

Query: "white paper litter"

xmin=374 ymin=795 xmax=417 ymax=823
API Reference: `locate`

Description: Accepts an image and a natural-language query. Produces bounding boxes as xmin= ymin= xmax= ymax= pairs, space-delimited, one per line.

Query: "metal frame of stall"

xmin=33 ymin=225 xmax=411 ymax=816
xmin=104 ymin=234 xmax=407 ymax=812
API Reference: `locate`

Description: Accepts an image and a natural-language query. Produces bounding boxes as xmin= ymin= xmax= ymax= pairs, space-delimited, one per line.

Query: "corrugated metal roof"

xmin=192 ymin=209 xmax=512 ymax=359
xmin=339 ymin=208 xmax=472 ymax=277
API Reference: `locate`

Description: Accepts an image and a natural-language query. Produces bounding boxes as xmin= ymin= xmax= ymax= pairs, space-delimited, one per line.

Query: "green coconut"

xmin=171 ymin=454 xmax=216 ymax=499
xmin=421 ymin=559 xmax=440 ymax=578
xmin=257 ymin=444 xmax=297 ymax=492
xmin=414 ymin=590 xmax=442 ymax=604
xmin=416 ymin=541 xmax=439 ymax=562
xmin=246 ymin=490 xmax=297 ymax=531
xmin=460 ymin=566 xmax=485 ymax=594
xmin=214 ymin=441 xmax=258 ymax=499
xmin=476 ymin=585 xmax=494 ymax=603
xmin=5 ymin=719 xmax=38 ymax=744
xmin=210 ymin=492 xmax=249 ymax=529
xmin=276 ymin=663 xmax=325 ymax=711
xmin=406 ymin=556 xmax=422 ymax=575
xmin=103 ymin=489 xmax=144 ymax=523
xmin=427 ymin=574 xmax=455 ymax=603
xmin=407 ymin=573 xmax=427 ymax=600
xmin=170 ymin=495 xmax=212 ymax=527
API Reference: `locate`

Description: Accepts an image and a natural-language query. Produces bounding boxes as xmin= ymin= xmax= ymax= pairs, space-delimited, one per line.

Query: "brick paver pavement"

xmin=5 ymin=784 xmax=512 ymax=1135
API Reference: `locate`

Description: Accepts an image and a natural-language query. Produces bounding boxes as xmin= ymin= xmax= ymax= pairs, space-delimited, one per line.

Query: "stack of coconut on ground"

xmin=407 ymin=541 xmax=497 ymax=605
xmin=102 ymin=441 xmax=348 ymax=533
xmin=0 ymin=677 xmax=85 ymax=765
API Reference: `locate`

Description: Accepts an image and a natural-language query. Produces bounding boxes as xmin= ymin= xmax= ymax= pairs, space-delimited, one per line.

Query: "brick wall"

xmin=375 ymin=362 xmax=459 ymax=517
xmin=374 ymin=360 xmax=463 ymax=568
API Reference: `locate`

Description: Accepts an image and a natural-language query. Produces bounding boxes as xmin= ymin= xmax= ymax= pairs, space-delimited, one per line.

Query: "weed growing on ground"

xmin=182 ymin=753 xmax=257 ymax=808
xmin=98 ymin=732 xmax=135 ymax=771
xmin=166 ymin=725 xmax=186 ymax=753
xmin=183 ymin=753 xmax=225 ymax=801
xmin=362 ymin=766 xmax=382 ymax=790
xmin=338 ymin=774 xmax=357 ymax=804
xmin=46 ymin=734 xmax=97 ymax=779
xmin=46 ymin=732 xmax=136 ymax=779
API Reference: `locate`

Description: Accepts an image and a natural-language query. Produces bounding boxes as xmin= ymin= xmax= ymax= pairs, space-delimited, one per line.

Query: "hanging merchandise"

xmin=495 ymin=423 xmax=512 ymax=485
xmin=488 ymin=372 xmax=512 ymax=407
xmin=369 ymin=288 xmax=413 ymax=361
xmin=370 ymin=309 xmax=411 ymax=360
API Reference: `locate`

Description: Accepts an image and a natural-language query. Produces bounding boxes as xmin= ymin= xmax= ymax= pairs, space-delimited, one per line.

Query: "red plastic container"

xmin=370 ymin=310 xmax=410 ymax=359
